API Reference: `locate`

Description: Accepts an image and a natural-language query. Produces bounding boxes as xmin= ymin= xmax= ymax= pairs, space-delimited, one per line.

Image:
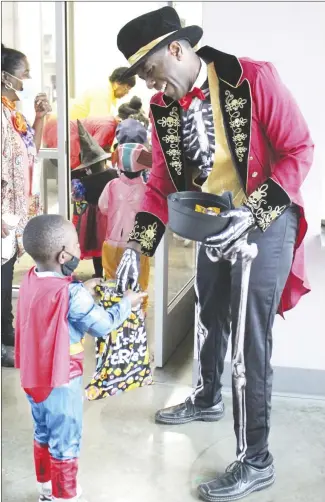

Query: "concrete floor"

xmin=3 ymin=180 xmax=325 ymax=501
xmin=2 ymin=332 xmax=325 ymax=502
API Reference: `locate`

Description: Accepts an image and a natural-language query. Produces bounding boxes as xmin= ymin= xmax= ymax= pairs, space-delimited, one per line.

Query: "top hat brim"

xmin=122 ymin=25 xmax=203 ymax=78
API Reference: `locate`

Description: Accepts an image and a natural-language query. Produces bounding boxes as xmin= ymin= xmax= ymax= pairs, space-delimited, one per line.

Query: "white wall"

xmin=202 ymin=1 xmax=325 ymax=371
xmin=73 ymin=1 xmax=164 ymax=113
xmin=73 ymin=2 xmax=203 ymax=114
xmin=1 ymin=2 xmax=16 ymax=47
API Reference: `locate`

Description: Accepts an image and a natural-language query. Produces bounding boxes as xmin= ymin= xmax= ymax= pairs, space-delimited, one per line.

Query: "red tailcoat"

xmin=128 ymin=47 xmax=314 ymax=314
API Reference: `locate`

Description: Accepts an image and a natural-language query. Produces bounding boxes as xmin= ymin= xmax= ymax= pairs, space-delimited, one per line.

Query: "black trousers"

xmin=1 ymin=254 xmax=17 ymax=336
xmin=92 ymin=257 xmax=103 ymax=278
xmin=194 ymin=206 xmax=299 ymax=468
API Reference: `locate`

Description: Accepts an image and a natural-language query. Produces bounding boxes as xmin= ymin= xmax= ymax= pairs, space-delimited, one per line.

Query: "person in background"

xmin=71 ymin=121 xmax=118 ymax=278
xmin=15 ymin=214 xmax=146 ymax=502
xmin=69 ymin=67 xmax=136 ymax=120
xmin=99 ymin=118 xmax=152 ymax=312
xmin=42 ymin=115 xmax=118 ymax=170
xmin=117 ymin=95 xmax=149 ymax=128
xmin=116 ymin=96 xmax=151 ymax=183
xmin=1 ymin=43 xmax=51 ymax=368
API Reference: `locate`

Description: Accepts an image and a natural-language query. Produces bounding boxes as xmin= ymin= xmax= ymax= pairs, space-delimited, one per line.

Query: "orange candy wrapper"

xmin=195 ymin=204 xmax=221 ymax=216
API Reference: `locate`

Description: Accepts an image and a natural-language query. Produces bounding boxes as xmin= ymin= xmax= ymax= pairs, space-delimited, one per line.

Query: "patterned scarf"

xmin=1 ymin=96 xmax=35 ymax=155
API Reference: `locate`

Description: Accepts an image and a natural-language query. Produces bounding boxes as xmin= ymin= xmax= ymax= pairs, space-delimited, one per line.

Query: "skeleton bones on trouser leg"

xmin=206 ymin=233 xmax=258 ymax=460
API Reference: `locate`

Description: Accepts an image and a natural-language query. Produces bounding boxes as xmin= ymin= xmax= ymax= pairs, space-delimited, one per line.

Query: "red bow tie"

xmin=179 ymin=87 xmax=206 ymax=111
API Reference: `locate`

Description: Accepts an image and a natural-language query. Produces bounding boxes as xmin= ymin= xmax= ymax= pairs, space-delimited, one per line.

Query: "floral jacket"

xmin=1 ymin=104 xmax=38 ymax=259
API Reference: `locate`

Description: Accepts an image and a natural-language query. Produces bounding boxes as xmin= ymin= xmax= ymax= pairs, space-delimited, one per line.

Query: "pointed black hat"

xmin=75 ymin=120 xmax=109 ymax=170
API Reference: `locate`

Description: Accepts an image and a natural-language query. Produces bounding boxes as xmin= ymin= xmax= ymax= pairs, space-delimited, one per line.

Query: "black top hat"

xmin=117 ymin=6 xmax=203 ymax=78
xmin=75 ymin=120 xmax=109 ymax=172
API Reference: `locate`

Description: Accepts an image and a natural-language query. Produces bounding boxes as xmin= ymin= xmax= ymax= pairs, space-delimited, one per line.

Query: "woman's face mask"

xmin=3 ymin=72 xmax=35 ymax=101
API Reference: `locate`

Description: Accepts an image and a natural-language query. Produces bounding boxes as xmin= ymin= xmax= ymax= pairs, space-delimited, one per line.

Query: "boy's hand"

xmin=124 ymin=290 xmax=148 ymax=309
xmin=84 ymin=278 xmax=102 ymax=297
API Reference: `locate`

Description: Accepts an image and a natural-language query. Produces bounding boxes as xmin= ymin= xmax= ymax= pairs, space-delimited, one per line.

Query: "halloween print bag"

xmin=85 ymin=282 xmax=153 ymax=400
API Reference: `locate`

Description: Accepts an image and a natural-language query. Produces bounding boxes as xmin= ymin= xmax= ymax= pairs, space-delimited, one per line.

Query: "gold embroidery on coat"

xmin=224 ymin=90 xmax=248 ymax=163
xmin=129 ymin=220 xmax=158 ymax=255
xmin=157 ymin=107 xmax=182 ymax=175
xmin=245 ymin=183 xmax=286 ymax=231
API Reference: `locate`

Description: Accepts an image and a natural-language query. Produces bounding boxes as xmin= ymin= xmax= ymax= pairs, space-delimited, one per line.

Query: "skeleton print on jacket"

xmin=181 ymin=84 xmax=215 ymax=179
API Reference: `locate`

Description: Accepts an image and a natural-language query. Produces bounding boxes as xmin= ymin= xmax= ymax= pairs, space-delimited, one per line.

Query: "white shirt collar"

xmin=35 ymin=269 xmax=64 ymax=278
xmin=192 ymin=58 xmax=208 ymax=90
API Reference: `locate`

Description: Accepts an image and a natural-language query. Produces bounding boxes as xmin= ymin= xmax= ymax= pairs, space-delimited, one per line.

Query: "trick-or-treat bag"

xmin=85 ymin=282 xmax=153 ymax=400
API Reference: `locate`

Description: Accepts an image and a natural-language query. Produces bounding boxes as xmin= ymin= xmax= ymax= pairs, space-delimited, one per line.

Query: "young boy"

xmin=15 ymin=214 xmax=146 ymax=502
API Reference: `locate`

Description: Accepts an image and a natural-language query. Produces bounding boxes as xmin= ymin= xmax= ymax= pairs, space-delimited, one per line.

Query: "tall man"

xmin=116 ymin=7 xmax=313 ymax=502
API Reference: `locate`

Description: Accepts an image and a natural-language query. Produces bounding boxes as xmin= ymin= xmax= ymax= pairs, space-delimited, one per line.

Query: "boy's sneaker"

xmin=38 ymin=481 xmax=52 ymax=501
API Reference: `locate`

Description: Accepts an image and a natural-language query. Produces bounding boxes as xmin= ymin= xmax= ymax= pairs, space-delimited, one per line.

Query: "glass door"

xmin=11 ymin=1 xmax=70 ymax=290
xmin=154 ymin=2 xmax=203 ymax=367
xmin=154 ymin=230 xmax=197 ymax=367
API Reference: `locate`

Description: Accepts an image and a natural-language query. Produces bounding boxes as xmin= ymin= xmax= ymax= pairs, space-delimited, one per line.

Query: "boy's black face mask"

xmin=61 ymin=256 xmax=80 ymax=276
xmin=60 ymin=247 xmax=80 ymax=276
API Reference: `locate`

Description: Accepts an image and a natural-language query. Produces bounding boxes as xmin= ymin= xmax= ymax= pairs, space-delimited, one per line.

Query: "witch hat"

xmin=75 ymin=120 xmax=109 ymax=171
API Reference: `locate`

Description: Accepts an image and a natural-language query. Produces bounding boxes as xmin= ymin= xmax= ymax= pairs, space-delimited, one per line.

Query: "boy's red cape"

xmin=15 ymin=267 xmax=72 ymax=402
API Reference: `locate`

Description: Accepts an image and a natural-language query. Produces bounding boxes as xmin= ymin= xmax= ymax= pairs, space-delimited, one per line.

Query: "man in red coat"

xmin=116 ymin=7 xmax=314 ymax=501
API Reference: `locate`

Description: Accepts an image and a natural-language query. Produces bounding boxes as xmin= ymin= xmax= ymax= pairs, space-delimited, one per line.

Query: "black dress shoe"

xmin=1 ymin=344 xmax=15 ymax=368
xmin=155 ymin=397 xmax=225 ymax=425
xmin=198 ymin=461 xmax=275 ymax=502
xmin=1 ymin=328 xmax=15 ymax=347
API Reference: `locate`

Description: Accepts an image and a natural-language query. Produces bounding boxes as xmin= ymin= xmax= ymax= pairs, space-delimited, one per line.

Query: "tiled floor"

xmin=2 ymin=333 xmax=325 ymax=502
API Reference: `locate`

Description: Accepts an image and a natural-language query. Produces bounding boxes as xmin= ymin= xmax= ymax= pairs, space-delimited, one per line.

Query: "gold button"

xmin=252 ymin=171 xmax=258 ymax=178
xmin=249 ymin=156 xmax=254 ymax=161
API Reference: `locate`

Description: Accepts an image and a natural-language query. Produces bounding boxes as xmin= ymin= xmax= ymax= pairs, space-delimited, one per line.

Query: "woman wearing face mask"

xmin=1 ymin=44 xmax=51 ymax=368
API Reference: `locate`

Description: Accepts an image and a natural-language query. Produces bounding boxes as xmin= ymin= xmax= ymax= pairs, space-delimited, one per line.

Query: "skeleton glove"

xmin=205 ymin=205 xmax=256 ymax=255
xmin=116 ymin=248 xmax=140 ymax=293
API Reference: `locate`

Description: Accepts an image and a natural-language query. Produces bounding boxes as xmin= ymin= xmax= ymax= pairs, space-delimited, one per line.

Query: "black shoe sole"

xmin=198 ymin=475 xmax=275 ymax=502
xmin=155 ymin=409 xmax=225 ymax=425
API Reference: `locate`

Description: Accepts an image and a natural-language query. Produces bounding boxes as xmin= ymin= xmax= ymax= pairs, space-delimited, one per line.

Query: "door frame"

xmin=154 ymin=229 xmax=196 ymax=368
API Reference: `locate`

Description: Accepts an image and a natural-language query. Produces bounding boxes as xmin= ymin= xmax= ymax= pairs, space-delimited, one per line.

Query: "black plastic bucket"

xmin=167 ymin=191 xmax=231 ymax=242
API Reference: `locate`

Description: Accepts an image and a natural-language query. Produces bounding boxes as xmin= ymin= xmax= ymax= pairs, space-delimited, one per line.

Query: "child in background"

xmin=98 ymin=119 xmax=152 ymax=311
xmin=15 ymin=214 xmax=146 ymax=502
xmin=71 ymin=120 xmax=118 ymax=278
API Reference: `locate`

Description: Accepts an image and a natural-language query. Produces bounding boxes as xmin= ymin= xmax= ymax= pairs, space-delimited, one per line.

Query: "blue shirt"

xmin=35 ymin=271 xmax=131 ymax=345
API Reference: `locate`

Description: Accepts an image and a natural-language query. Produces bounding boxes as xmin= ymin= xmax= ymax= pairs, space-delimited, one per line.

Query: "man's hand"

xmin=124 ymin=290 xmax=148 ymax=309
xmin=84 ymin=278 xmax=102 ymax=297
xmin=116 ymin=248 xmax=140 ymax=293
xmin=205 ymin=206 xmax=256 ymax=254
